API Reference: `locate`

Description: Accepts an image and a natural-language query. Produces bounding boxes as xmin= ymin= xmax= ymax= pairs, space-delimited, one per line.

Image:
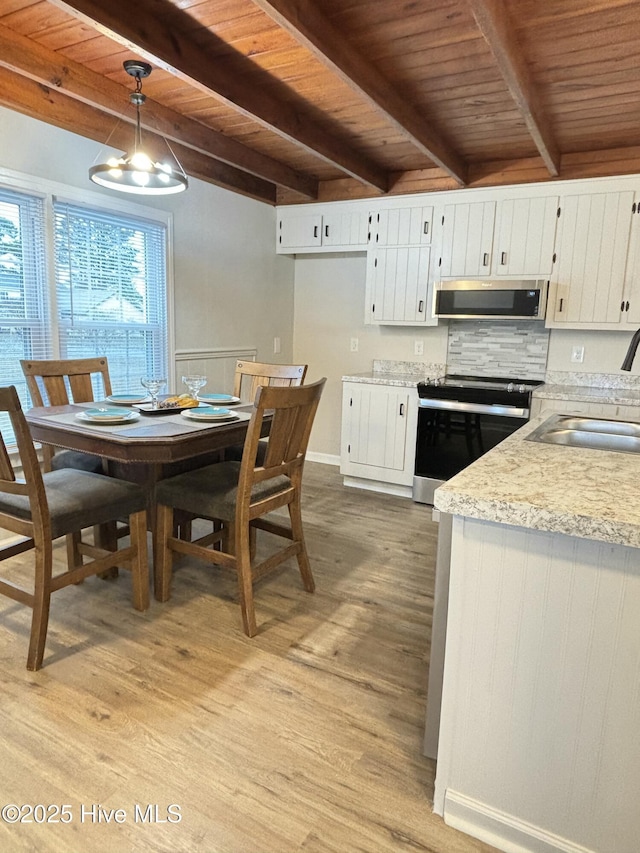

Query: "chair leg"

xmin=288 ymin=495 xmax=315 ymax=593
xmin=155 ymin=504 xmax=174 ymax=602
xmin=94 ymin=521 xmax=119 ymax=579
xmin=27 ymin=543 xmax=52 ymax=671
xmin=235 ymin=525 xmax=257 ymax=637
xmin=66 ymin=530 xmax=84 ymax=584
xmin=129 ymin=510 xmax=150 ymax=612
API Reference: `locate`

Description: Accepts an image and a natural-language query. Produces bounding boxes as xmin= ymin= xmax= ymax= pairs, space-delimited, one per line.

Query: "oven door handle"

xmin=418 ymin=398 xmax=529 ymax=418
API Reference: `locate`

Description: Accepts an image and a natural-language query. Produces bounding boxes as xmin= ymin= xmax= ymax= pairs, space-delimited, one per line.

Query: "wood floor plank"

xmin=0 ymin=463 xmax=497 ymax=852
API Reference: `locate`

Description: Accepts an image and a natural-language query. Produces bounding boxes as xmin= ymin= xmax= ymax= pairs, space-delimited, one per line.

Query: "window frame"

xmin=0 ymin=164 xmax=175 ymax=410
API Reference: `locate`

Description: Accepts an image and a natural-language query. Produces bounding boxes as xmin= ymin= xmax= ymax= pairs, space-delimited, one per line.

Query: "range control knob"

xmin=507 ymin=382 xmax=514 ymax=392
xmin=518 ymin=383 xmax=526 ymax=393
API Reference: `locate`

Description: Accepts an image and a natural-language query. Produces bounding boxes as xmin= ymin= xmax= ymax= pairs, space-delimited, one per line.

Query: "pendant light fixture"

xmin=89 ymin=60 xmax=188 ymax=195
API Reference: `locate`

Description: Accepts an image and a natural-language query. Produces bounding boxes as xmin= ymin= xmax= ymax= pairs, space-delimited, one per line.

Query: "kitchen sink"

xmin=525 ymin=414 xmax=640 ymax=454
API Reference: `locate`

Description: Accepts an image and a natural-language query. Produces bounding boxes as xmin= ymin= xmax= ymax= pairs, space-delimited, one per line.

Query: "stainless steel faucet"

xmin=621 ymin=328 xmax=640 ymax=371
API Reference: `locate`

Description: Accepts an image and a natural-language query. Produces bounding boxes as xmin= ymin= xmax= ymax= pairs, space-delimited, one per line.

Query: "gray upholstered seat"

xmin=0 ymin=384 xmax=149 ymax=671
xmin=50 ymin=448 xmax=104 ymax=474
xmin=0 ymin=467 xmax=148 ymax=539
xmin=156 ymin=461 xmax=291 ymax=520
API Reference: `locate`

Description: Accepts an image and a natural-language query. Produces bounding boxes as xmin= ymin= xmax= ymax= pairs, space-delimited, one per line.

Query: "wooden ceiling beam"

xmin=0 ymin=23 xmax=316 ymax=199
xmin=467 ymin=0 xmax=561 ymax=177
xmin=49 ymin=0 xmax=391 ymax=192
xmin=250 ymin=0 xmax=468 ymax=186
xmin=0 ymin=67 xmax=276 ymax=204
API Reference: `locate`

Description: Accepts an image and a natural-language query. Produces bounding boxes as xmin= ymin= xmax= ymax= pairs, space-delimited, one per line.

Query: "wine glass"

xmin=141 ymin=377 xmax=166 ymax=409
xmin=182 ymin=374 xmax=207 ymax=400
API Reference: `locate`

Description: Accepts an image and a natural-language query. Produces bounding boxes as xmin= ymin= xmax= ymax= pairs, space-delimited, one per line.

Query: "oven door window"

xmin=415 ymin=409 xmax=528 ymax=481
xmin=435 ymin=288 xmax=541 ymax=317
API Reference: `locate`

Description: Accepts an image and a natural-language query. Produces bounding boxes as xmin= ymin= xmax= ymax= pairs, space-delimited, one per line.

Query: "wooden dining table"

xmin=25 ymin=399 xmax=266 ymax=564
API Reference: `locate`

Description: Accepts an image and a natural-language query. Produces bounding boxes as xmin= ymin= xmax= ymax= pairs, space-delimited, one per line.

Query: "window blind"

xmin=53 ymin=201 xmax=168 ymax=396
xmin=0 ymin=188 xmax=48 ymax=439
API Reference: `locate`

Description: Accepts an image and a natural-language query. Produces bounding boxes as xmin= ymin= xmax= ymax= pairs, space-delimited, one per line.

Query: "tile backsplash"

xmin=447 ymin=320 xmax=550 ymax=380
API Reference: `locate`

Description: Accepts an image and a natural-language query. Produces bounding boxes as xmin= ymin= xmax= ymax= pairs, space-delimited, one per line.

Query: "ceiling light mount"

xmin=89 ymin=60 xmax=188 ymax=196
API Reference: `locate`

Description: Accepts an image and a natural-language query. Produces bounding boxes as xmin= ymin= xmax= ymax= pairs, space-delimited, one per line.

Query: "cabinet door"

xmin=621 ymin=202 xmax=640 ymax=324
xmin=493 ymin=196 xmax=558 ymax=276
xmin=277 ymin=212 xmax=322 ymax=249
xmin=551 ymin=191 xmax=634 ymax=325
xmin=370 ymin=206 xmax=433 ymax=246
xmin=321 ymin=209 xmax=369 ymax=247
xmin=440 ymin=201 xmax=496 ymax=277
xmin=367 ymin=246 xmax=430 ymax=324
xmin=341 ymin=384 xmax=416 ymax=486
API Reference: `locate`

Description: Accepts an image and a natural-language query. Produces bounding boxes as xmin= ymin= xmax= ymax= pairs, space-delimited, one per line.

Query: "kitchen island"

xmin=432 ymin=413 xmax=640 ymax=853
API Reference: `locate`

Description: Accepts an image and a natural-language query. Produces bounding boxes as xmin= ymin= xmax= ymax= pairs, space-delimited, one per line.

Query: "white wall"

xmin=292 ymin=253 xmax=448 ymax=459
xmin=0 ymin=105 xmax=294 ymax=375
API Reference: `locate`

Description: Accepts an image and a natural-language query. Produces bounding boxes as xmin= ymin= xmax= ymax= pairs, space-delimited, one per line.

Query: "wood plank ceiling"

xmin=2 ymin=0 xmax=640 ymax=205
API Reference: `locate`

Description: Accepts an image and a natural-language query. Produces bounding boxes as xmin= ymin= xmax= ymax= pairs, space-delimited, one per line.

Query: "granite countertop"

xmin=341 ymin=371 xmax=425 ymax=387
xmin=434 ymin=412 xmax=640 ymax=549
xmin=342 ymin=359 xmax=445 ymax=388
xmin=534 ymin=382 xmax=640 ymax=407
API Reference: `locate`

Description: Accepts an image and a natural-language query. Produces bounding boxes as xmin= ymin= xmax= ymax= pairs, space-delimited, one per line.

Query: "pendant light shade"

xmin=89 ymin=60 xmax=188 ymax=196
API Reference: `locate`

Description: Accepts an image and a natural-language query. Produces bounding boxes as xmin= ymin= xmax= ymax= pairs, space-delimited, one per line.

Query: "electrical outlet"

xmin=350 ymin=337 xmax=359 ymax=352
xmin=414 ymin=340 xmax=424 ymax=356
xmin=571 ymin=345 xmax=585 ymax=363
xmin=273 ymin=336 xmax=281 ymax=354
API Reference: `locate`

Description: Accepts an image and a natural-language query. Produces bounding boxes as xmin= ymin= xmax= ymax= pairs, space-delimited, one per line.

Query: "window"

xmin=0 ymin=189 xmax=48 ymax=441
xmin=53 ymin=201 xmax=167 ymax=391
xmin=0 ymin=184 xmax=169 ymax=446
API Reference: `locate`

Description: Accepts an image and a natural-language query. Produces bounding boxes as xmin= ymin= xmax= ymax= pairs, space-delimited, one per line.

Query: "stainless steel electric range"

xmin=412 ymin=373 xmax=544 ymax=504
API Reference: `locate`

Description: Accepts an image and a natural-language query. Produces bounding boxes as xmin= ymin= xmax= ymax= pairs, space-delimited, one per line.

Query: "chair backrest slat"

xmin=233 ymin=360 xmax=307 ymax=402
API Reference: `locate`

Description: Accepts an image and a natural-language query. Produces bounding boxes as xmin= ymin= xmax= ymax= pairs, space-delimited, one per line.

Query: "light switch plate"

xmin=350 ymin=337 xmax=359 ymax=352
xmin=571 ymin=345 xmax=584 ymax=363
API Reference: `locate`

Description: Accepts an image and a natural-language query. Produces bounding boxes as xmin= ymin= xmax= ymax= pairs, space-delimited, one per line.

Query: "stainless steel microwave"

xmin=433 ymin=279 xmax=548 ymax=320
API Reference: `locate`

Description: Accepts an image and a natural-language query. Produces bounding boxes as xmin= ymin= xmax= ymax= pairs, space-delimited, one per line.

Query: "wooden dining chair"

xmin=226 ymin=360 xmax=308 ymax=464
xmin=0 ymin=385 xmax=149 ymax=670
xmin=154 ymin=378 xmax=326 ymax=636
xmin=233 ymin=360 xmax=307 ymax=401
xmin=20 ymin=357 xmax=113 ymax=473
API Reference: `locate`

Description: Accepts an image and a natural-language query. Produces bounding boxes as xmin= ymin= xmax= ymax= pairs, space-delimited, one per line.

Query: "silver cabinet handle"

xmin=423 ymin=221 xmax=429 ymax=235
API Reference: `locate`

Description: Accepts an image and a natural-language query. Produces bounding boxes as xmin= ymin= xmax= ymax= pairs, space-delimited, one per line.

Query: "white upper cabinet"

xmin=366 ymin=246 xmax=431 ymax=324
xmin=368 ymin=206 xmax=433 ymax=246
xmin=365 ymin=204 xmax=435 ymax=325
xmin=439 ymin=196 xmax=558 ymax=278
xmin=440 ymin=201 xmax=496 ymax=277
xmin=549 ymin=191 xmax=635 ymax=327
xmin=277 ymin=205 xmax=368 ymax=253
xmin=493 ymin=196 xmax=558 ymax=276
xmin=620 ymin=202 xmax=640 ymax=325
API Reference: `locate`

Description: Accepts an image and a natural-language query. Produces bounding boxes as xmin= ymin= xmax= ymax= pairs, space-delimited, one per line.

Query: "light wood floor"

xmin=0 ymin=463 xmax=497 ymax=853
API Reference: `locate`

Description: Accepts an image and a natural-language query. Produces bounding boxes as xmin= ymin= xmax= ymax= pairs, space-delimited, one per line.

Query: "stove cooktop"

xmin=417 ymin=373 xmax=544 ymax=408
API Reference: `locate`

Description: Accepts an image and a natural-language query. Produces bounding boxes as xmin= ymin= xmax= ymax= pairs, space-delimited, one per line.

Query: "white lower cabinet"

xmin=340 ymin=382 xmax=417 ymax=489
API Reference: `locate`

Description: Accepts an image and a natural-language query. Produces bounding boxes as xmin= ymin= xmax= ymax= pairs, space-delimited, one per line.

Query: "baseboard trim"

xmin=444 ymin=791 xmax=596 ymax=853
xmin=306 ymin=452 xmax=340 ymax=466
xmin=342 ymin=476 xmax=413 ymax=499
